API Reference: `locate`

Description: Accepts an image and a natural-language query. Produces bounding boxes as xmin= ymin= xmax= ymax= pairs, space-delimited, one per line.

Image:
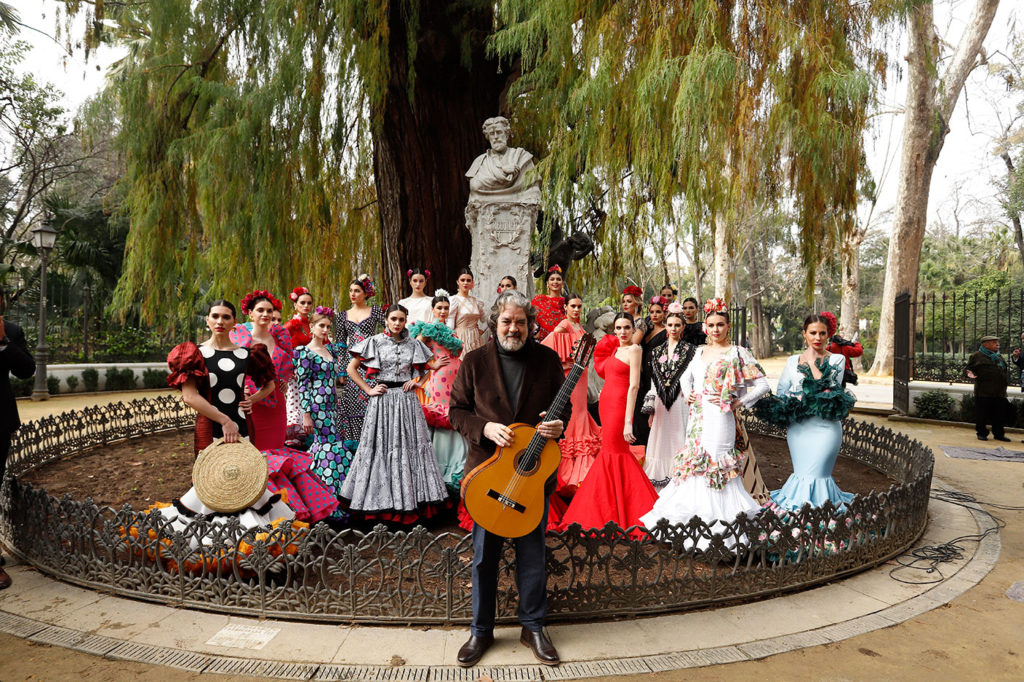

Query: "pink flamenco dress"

xmin=410 ymin=321 xmax=469 ymax=491
xmin=557 ymin=334 xmax=658 ymax=538
xmin=227 ymin=325 xmax=339 ymax=523
xmin=542 ymin=319 xmax=601 ymax=496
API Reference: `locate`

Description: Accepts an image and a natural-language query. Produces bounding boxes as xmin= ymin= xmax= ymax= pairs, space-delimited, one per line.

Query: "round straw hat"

xmin=192 ymin=438 xmax=269 ymax=513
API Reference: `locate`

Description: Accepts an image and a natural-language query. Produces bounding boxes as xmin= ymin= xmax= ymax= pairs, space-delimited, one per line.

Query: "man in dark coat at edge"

xmin=967 ymin=334 xmax=1011 ymax=442
xmin=0 ymin=287 xmax=36 ymax=588
xmin=449 ymin=289 xmax=568 ymax=668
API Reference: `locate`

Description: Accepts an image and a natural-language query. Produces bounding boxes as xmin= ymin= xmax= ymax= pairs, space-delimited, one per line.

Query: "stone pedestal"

xmin=465 ymin=200 xmax=539 ymax=302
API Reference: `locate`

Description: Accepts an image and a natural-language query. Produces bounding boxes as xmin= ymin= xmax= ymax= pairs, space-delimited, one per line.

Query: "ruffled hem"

xmin=770 ymin=475 xmax=855 ymax=513
xmin=264 ymin=447 xmax=341 ymax=523
xmin=640 ymin=476 xmax=762 ymax=551
xmin=671 ymin=447 xmax=743 ymax=490
xmin=557 ymin=438 xmax=600 ymax=492
xmin=423 ymin=404 xmax=451 ymax=429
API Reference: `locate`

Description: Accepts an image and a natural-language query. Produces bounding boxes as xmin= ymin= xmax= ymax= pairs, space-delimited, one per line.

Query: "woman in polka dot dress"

xmin=335 ymin=275 xmax=385 ymax=448
xmin=410 ymin=289 xmax=467 ymax=491
xmin=167 ymin=299 xmax=339 ymax=524
xmin=294 ymin=307 xmax=351 ymax=518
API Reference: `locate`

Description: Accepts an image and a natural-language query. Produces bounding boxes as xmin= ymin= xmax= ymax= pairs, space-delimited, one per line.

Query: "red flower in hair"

xmin=703 ymin=297 xmax=728 ymax=316
xmin=623 ymin=285 xmax=643 ymax=298
xmin=819 ymin=311 xmax=838 ymax=337
xmin=289 ymin=286 xmax=310 ymax=302
xmin=240 ymin=289 xmax=277 ymax=316
xmin=548 ymin=264 xmax=562 ymax=274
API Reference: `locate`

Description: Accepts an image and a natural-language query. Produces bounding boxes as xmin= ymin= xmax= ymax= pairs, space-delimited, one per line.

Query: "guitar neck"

xmin=526 ymin=363 xmax=584 ymax=453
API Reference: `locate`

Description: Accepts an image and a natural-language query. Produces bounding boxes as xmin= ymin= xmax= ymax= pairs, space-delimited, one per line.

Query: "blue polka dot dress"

xmin=293 ymin=343 xmax=350 ymax=516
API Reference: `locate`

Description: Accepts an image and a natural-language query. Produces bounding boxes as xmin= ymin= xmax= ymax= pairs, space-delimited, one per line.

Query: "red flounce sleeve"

xmin=246 ymin=343 xmax=277 ymax=387
xmin=593 ymin=333 xmax=620 ymax=379
xmin=166 ymin=342 xmax=208 ymax=389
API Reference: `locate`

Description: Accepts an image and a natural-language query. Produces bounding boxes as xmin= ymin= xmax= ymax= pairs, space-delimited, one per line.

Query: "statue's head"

xmin=482 ymin=117 xmax=512 ymax=152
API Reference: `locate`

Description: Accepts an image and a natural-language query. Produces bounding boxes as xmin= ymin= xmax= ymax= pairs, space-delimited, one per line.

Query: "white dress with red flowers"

xmin=640 ymin=345 xmax=769 ymax=550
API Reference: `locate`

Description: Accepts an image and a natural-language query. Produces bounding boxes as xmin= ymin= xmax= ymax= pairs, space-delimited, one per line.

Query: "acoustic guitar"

xmin=462 ymin=333 xmax=596 ymax=537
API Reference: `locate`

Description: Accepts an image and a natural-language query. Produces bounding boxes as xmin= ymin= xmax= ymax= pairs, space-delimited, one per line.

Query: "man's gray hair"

xmin=488 ymin=289 xmax=536 ymax=334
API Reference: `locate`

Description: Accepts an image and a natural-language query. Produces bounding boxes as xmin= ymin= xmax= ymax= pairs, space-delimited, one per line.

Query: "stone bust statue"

xmin=466 ymin=117 xmax=541 ymax=205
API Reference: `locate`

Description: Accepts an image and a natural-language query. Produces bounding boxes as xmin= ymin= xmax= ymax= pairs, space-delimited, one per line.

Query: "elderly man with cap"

xmin=966 ymin=335 xmax=1011 ymax=442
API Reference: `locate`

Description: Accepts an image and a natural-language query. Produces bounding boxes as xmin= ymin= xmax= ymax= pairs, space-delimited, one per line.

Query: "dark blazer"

xmin=449 ymin=339 xmax=568 ymax=487
xmin=1 ymin=320 xmax=35 ymax=433
xmin=1013 ymin=351 xmax=1024 ymax=391
xmin=967 ymin=350 xmax=1008 ymax=399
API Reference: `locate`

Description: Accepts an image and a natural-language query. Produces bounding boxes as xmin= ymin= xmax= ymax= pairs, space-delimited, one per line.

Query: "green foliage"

xmin=142 ymin=368 xmax=170 ymax=389
xmin=913 ymin=390 xmax=956 ymax=420
xmin=65 ymin=374 xmax=79 ymax=391
xmin=81 ymin=368 xmax=99 ymax=392
xmin=104 ymin=367 xmax=137 ymax=391
xmin=92 ymin=328 xmax=164 ymax=363
xmin=46 ymin=376 xmax=60 ymax=395
xmin=959 ymin=393 xmax=975 ymax=423
xmin=11 ymin=376 xmax=32 ymax=397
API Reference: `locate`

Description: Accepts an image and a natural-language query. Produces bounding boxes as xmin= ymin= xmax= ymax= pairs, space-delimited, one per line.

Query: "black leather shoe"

xmin=0 ymin=566 xmax=11 ymax=590
xmin=977 ymin=435 xmax=988 ymax=441
xmin=457 ymin=633 xmax=494 ymax=667
xmin=994 ymin=436 xmax=1011 ymax=442
xmin=520 ymin=626 xmax=559 ymax=666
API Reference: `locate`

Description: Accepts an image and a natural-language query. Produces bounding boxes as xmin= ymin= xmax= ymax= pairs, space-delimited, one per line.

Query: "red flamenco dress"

xmin=173 ymin=337 xmax=339 ymax=524
xmin=557 ymin=334 xmax=658 ymax=537
xmin=531 ymin=294 xmax=566 ymax=342
xmin=542 ymin=319 xmax=601 ymax=495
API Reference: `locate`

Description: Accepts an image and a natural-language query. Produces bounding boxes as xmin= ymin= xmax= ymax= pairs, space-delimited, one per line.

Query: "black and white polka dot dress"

xmin=199 ymin=345 xmax=251 ymax=439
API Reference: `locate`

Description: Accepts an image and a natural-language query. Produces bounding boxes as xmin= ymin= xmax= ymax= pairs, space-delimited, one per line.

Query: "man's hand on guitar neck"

xmin=536 ymin=411 xmax=564 ymax=440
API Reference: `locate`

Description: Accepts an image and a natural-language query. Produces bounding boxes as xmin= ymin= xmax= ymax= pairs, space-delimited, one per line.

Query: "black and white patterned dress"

xmin=199 ymin=346 xmax=252 ymax=439
xmin=338 ymin=333 xmax=449 ymax=523
xmin=334 ymin=305 xmax=384 ymax=445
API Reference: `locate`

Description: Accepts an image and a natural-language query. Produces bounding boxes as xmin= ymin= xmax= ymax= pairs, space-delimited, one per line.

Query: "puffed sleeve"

xmin=228 ymin=323 xmax=253 ymax=347
xmin=166 ymin=342 xmax=208 ymax=389
xmin=593 ymin=333 xmax=620 ymax=379
xmin=410 ymin=338 xmax=434 ymax=378
xmin=476 ymin=297 xmax=488 ymax=332
xmin=246 ymin=343 xmax=276 ymax=387
xmin=446 ymin=297 xmax=461 ymax=330
xmin=776 ymin=356 xmax=796 ymax=397
xmin=349 ymin=335 xmax=381 ymax=369
xmin=270 ymin=323 xmax=294 ymax=382
xmin=542 ymin=325 xmax=575 ymax=365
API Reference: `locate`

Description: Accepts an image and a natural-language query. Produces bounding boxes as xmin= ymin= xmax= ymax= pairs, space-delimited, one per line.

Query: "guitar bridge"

xmin=486 ymin=489 xmax=526 ymax=513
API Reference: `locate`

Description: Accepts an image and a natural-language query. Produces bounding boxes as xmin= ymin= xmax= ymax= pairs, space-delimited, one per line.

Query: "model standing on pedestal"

xmin=448 ymin=268 xmax=489 ymax=354
xmin=335 ymin=275 xmax=384 ymax=447
xmin=642 ymin=304 xmax=696 ymax=486
xmin=763 ymin=315 xmax=857 ymax=511
xmin=640 ymin=300 xmax=769 ymax=551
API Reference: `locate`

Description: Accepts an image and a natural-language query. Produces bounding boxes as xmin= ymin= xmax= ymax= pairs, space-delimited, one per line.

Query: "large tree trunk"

xmin=869 ymin=0 xmax=999 ymax=376
xmin=1001 ymin=152 xmax=1024 ymax=265
xmin=840 ymin=227 xmax=864 ymax=370
xmin=713 ymin=211 xmax=732 ymax=301
xmin=372 ymin=3 xmax=515 ymax=303
xmin=692 ymin=225 xmax=704 ymax=302
xmin=746 ymin=240 xmax=770 ymax=358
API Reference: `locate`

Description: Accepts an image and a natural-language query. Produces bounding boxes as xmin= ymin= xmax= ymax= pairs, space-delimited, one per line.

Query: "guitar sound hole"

xmin=512 ymin=449 xmax=539 ymax=476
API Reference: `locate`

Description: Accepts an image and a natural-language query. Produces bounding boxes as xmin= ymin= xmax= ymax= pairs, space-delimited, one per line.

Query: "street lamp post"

xmin=30 ymin=218 xmax=58 ymax=401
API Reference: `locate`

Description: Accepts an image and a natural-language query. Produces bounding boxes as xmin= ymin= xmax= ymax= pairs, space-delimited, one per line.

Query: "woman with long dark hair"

xmin=448 ymin=267 xmax=489 ymax=353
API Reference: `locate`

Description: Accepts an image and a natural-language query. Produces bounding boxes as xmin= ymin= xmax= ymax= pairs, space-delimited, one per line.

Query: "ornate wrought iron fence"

xmin=910 ymin=290 xmax=1024 ymax=384
xmin=1 ymin=397 xmax=933 ymax=624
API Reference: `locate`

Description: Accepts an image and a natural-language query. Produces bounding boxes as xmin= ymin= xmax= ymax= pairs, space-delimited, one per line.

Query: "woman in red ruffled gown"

xmin=531 ymin=265 xmax=566 ymax=341
xmin=558 ymin=313 xmax=658 ymax=537
xmin=542 ymin=293 xmax=601 ymax=495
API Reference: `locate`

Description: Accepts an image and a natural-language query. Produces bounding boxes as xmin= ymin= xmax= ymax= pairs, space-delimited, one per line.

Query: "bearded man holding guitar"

xmin=449 ymin=289 xmax=570 ymax=667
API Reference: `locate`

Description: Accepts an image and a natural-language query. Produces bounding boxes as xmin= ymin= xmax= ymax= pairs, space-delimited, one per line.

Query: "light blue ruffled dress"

xmin=771 ymin=354 xmax=856 ymax=511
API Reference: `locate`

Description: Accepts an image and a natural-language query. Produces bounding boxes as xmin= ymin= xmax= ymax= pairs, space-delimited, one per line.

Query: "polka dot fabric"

xmin=293 ymin=343 xmax=351 ymax=519
xmin=199 ymin=345 xmax=250 ymax=440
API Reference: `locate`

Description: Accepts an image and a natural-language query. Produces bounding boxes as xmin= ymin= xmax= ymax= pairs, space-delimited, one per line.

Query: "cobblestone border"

xmin=0 ymin=478 xmax=998 ymax=679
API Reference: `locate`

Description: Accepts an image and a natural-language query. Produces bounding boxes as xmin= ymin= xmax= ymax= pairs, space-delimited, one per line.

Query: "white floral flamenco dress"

xmin=640 ymin=345 xmax=770 ymax=551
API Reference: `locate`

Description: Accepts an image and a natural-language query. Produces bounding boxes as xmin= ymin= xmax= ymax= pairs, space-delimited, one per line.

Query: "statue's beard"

xmin=498 ymin=334 xmax=524 ymax=352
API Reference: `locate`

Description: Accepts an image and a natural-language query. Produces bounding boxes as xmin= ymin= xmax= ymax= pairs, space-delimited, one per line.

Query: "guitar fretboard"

xmin=518 ymin=360 xmax=586 ymax=473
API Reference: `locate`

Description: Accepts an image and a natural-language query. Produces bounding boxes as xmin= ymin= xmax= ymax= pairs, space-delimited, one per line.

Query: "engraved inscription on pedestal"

xmin=464 ymin=117 xmax=541 ymax=299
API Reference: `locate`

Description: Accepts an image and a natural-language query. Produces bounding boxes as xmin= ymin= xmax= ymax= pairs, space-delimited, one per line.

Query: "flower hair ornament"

xmin=819 ymin=310 xmax=838 ymax=337
xmin=497 ymin=285 xmax=503 ymax=293
xmin=547 ymin=264 xmax=562 ymax=274
xmin=434 ymin=288 xmax=451 ymax=298
xmin=406 ymin=268 xmax=431 ymax=279
xmin=314 ymin=305 xmax=335 ymax=318
xmin=667 ymin=301 xmax=684 ymax=314
xmin=356 ymin=273 xmax=376 ymax=298
xmin=240 ymin=289 xmax=282 ymax=316
xmin=649 ymin=295 xmax=667 ymax=307
xmin=622 ymin=285 xmax=643 ymax=298
xmin=703 ymin=297 xmax=728 ymax=316
xmin=289 ymin=286 xmax=310 ymax=303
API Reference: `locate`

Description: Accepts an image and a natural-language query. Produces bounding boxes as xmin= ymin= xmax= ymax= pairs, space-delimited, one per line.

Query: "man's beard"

xmin=498 ymin=333 xmax=525 ymax=352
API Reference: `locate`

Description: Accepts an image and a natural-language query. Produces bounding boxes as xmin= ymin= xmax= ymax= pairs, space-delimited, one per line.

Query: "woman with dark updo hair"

xmin=448 ymin=267 xmax=488 ymax=353
xmin=335 ymin=274 xmax=384 ymax=449
xmin=531 ymin=265 xmax=567 ymax=341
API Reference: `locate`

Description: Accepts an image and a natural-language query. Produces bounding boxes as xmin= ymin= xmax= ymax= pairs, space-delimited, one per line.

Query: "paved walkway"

xmin=2 ymin=395 xmax=1023 ymax=680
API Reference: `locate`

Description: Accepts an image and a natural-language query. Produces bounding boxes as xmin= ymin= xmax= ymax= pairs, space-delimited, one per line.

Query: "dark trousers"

xmin=975 ymin=396 xmax=1007 ymax=439
xmin=471 ymin=505 xmax=548 ymax=636
xmin=0 ymin=429 xmax=9 ymax=485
